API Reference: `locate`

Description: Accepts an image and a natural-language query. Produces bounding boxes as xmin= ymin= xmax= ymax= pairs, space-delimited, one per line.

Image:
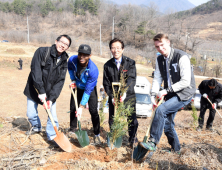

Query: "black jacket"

xmin=18 ymin=59 xmax=23 ymax=65
xmin=24 ymin=44 xmax=68 ymax=104
xmin=198 ymin=80 xmax=222 ymax=106
xmin=103 ymin=55 xmax=136 ymax=100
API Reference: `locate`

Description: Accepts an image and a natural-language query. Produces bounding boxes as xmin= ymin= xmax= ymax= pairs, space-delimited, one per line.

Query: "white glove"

xmin=69 ymin=81 xmax=76 ymax=89
xmin=157 ymin=89 xmax=167 ymax=99
xmin=38 ymin=93 xmax=47 ymax=102
xmin=203 ymin=93 xmax=208 ymax=99
xmin=76 ymin=107 xmax=83 ymax=118
xmin=151 ymin=96 xmax=157 ymax=107
xmin=120 ymin=93 xmax=126 ymax=102
xmin=212 ymin=103 xmax=217 ymax=109
xmin=112 ymin=98 xmax=115 ymax=105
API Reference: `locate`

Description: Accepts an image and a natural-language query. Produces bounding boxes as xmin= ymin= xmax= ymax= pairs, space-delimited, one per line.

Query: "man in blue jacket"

xmin=68 ymin=44 xmax=101 ymax=143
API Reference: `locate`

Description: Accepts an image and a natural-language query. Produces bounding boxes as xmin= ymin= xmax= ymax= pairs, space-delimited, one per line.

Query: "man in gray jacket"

xmin=140 ymin=33 xmax=196 ymax=152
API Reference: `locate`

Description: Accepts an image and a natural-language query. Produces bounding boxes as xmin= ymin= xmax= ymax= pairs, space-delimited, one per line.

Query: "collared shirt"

xmin=115 ymin=57 xmax=122 ymax=70
xmin=57 ymin=56 xmax=61 ymax=64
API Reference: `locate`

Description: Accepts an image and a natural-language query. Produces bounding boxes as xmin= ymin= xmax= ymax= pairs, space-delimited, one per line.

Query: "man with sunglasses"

xmin=24 ymin=35 xmax=71 ymax=146
xmin=68 ymin=44 xmax=101 ymax=144
xmin=197 ymin=78 xmax=222 ymax=131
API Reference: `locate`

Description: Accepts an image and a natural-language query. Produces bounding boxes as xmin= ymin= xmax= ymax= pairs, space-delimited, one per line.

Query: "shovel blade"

xmin=75 ymin=130 xmax=90 ymax=147
xmin=54 ymin=132 xmax=72 ymax=152
xmin=133 ymin=144 xmax=148 ymax=161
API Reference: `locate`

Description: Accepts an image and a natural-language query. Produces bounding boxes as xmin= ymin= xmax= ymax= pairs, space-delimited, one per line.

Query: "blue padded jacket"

xmin=68 ymin=55 xmax=99 ymax=105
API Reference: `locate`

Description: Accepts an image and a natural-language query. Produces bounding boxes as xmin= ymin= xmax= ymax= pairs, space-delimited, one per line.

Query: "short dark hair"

xmin=208 ymin=79 xmax=217 ymax=87
xmin=56 ymin=35 xmax=72 ymax=47
xmin=153 ymin=33 xmax=169 ymax=42
xmin=109 ymin=38 xmax=124 ymax=49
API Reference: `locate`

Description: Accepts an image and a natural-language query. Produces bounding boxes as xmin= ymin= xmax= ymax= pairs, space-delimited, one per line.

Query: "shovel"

xmin=112 ymin=82 xmax=121 ymax=115
xmin=107 ymin=82 xmax=122 ymax=149
xmin=133 ymin=96 xmax=164 ymax=161
xmin=42 ymin=99 xmax=72 ymax=152
xmin=205 ymin=97 xmax=222 ymax=118
xmin=70 ymin=87 xmax=90 ymax=147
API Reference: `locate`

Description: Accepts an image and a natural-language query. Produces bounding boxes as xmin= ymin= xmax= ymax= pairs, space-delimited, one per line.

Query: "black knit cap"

xmin=208 ymin=79 xmax=217 ymax=87
xmin=78 ymin=44 xmax=91 ymax=54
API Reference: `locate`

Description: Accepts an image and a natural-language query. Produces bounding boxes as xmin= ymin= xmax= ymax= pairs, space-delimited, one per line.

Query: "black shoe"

xmin=25 ymin=130 xmax=41 ymax=135
xmin=128 ymin=137 xmax=138 ymax=148
xmin=68 ymin=128 xmax=77 ymax=135
xmin=93 ymin=134 xmax=102 ymax=145
xmin=48 ymin=140 xmax=60 ymax=148
xmin=196 ymin=126 xmax=203 ymax=131
xmin=206 ymin=126 xmax=213 ymax=131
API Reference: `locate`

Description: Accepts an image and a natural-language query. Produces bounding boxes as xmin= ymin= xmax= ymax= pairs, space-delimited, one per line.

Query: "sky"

xmin=188 ymin=0 xmax=211 ymax=6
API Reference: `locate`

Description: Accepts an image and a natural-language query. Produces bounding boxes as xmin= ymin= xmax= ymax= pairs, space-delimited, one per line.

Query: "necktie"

xmin=116 ymin=60 xmax=120 ymax=70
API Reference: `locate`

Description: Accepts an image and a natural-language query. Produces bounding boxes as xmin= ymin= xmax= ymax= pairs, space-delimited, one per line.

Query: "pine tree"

xmin=12 ymin=0 xmax=27 ymax=15
xmin=135 ymin=21 xmax=147 ymax=39
xmin=108 ymin=71 xmax=134 ymax=150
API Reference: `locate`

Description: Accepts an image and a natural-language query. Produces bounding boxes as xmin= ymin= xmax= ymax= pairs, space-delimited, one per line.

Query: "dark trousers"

xmin=198 ymin=104 xmax=216 ymax=128
xmin=20 ymin=64 xmax=22 ymax=70
xmin=70 ymin=87 xmax=100 ymax=135
xmin=108 ymin=97 xmax=138 ymax=143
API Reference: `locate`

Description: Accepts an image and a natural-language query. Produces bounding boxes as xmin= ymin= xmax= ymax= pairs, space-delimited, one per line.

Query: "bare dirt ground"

xmin=0 ymin=43 xmax=222 ymax=170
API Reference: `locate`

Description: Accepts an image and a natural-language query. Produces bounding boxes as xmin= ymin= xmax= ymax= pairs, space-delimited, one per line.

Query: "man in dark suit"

xmin=103 ymin=38 xmax=138 ymax=147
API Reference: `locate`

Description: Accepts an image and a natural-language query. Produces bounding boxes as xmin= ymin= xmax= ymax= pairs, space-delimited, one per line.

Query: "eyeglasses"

xmin=58 ymin=40 xmax=69 ymax=48
xmin=111 ymin=47 xmax=122 ymax=51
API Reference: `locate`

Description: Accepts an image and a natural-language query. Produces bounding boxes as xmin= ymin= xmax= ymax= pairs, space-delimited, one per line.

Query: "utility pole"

xmin=27 ymin=15 xmax=29 ymax=43
xmin=100 ymin=24 xmax=102 ymax=56
xmin=185 ymin=32 xmax=189 ymax=52
xmin=112 ymin=17 xmax=115 ymax=39
xmin=110 ymin=16 xmax=115 ymax=58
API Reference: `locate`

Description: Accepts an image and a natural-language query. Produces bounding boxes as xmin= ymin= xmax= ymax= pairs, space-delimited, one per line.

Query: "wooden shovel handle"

xmin=33 ymin=86 xmax=57 ymax=128
xmin=112 ymin=82 xmax=121 ymax=115
xmin=42 ymin=99 xmax=56 ymax=128
xmin=206 ymin=97 xmax=222 ymax=118
xmin=145 ymin=96 xmax=164 ymax=137
xmin=70 ymin=87 xmax=80 ymax=121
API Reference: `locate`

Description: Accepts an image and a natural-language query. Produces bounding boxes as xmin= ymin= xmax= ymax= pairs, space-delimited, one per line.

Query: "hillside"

xmin=1 ymin=0 xmax=222 ymax=78
xmin=176 ymin=0 xmax=222 ymax=16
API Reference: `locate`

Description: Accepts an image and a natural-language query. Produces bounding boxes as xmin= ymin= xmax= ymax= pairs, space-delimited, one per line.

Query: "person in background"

xmin=24 ymin=35 xmax=71 ymax=146
xmin=197 ymin=78 xmax=222 ymax=131
xmin=18 ymin=58 xmax=23 ymax=70
xmin=103 ymin=38 xmax=138 ymax=148
xmin=68 ymin=44 xmax=101 ymax=144
xmin=139 ymin=33 xmax=196 ymax=153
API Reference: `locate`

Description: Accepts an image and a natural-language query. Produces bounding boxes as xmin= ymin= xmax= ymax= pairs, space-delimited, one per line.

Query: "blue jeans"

xmin=26 ymin=97 xmax=59 ymax=140
xmin=150 ymin=95 xmax=192 ymax=151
